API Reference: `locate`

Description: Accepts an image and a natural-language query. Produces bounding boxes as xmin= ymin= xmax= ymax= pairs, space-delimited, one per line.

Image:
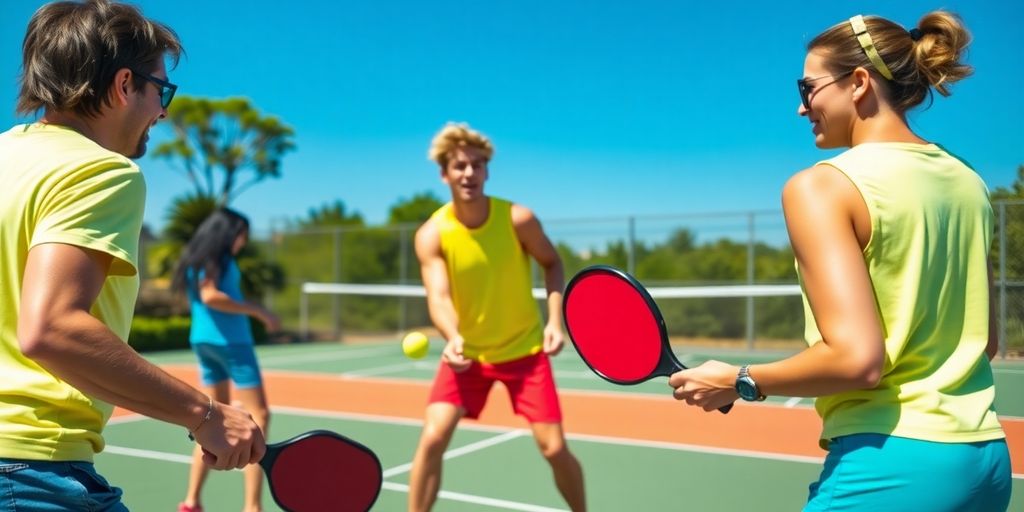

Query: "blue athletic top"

xmin=188 ymin=257 xmax=254 ymax=346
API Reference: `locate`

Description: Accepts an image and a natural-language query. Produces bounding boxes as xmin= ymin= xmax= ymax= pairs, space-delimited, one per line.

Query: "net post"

xmin=332 ymin=229 xmax=342 ymax=340
xmin=300 ymin=283 xmax=309 ymax=341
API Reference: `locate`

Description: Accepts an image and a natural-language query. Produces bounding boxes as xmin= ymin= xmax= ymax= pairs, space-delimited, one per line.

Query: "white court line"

xmin=382 ymin=482 xmax=568 ymax=512
xmin=256 ymin=346 xmax=395 ymax=366
xmin=341 ymin=361 xmax=431 ymax=378
xmin=105 ymin=407 xmax=1024 ymax=480
xmin=552 ymin=369 xmax=601 ymax=379
xmin=258 ymin=346 xmax=395 ymax=366
xmin=784 ymin=397 xmax=803 ymax=408
xmin=106 ymin=414 xmax=150 ymax=426
xmin=103 ymin=445 xmax=193 ymax=464
xmin=382 ymin=429 xmax=525 ymax=478
xmin=102 ymin=441 xmax=565 ymax=511
xmin=269 ymin=405 xmax=516 ymax=434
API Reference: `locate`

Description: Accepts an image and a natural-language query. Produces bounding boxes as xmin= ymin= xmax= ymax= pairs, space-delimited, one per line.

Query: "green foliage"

xmin=990 ymin=165 xmax=1024 ymax=280
xmin=147 ymin=94 xmax=294 ymax=300
xmin=301 ymin=200 xmax=365 ymax=228
xmin=388 ymin=191 xmax=444 ymax=224
xmin=152 ymin=95 xmax=296 ymax=205
xmin=148 ymin=194 xmax=219 ymax=278
xmin=129 ymin=316 xmax=191 ymax=352
xmin=163 ymin=194 xmax=219 ymax=244
xmin=128 ymin=316 xmax=272 ymax=353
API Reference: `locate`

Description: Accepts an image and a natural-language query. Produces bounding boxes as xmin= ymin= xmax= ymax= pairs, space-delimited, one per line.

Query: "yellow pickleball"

xmin=402 ymin=331 xmax=430 ymax=359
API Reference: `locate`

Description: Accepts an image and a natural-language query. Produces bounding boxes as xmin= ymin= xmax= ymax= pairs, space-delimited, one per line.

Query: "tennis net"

xmin=298 ymin=281 xmax=804 ymax=351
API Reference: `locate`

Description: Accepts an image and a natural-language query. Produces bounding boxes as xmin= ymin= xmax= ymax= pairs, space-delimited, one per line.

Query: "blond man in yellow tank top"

xmin=408 ymin=123 xmax=586 ymax=511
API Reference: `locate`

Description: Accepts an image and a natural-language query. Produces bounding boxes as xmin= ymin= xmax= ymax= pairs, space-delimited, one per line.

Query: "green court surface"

xmin=98 ymin=341 xmax=1023 ymax=511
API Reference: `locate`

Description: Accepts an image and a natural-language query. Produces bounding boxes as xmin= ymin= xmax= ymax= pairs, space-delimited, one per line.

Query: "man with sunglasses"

xmin=0 ymin=2 xmax=264 ymax=510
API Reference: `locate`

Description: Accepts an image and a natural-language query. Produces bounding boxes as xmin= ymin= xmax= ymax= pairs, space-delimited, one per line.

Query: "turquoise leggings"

xmin=805 ymin=434 xmax=1011 ymax=512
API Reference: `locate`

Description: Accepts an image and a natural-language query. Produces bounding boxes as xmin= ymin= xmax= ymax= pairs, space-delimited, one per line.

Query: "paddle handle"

xmin=200 ymin=444 xmax=280 ymax=471
xmin=659 ymin=346 xmax=733 ymax=414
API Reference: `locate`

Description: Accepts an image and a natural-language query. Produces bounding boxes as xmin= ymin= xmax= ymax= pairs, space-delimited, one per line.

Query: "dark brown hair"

xmin=17 ymin=0 xmax=183 ymax=117
xmin=808 ymin=11 xmax=972 ymax=112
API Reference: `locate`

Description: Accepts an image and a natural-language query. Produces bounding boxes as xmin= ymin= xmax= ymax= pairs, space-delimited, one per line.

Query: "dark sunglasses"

xmin=130 ymin=68 xmax=177 ymax=109
xmin=797 ymin=70 xmax=854 ymax=110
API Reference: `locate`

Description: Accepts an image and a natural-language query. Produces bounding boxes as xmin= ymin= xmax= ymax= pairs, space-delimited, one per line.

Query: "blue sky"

xmin=2 ymin=0 xmax=1022 ymax=234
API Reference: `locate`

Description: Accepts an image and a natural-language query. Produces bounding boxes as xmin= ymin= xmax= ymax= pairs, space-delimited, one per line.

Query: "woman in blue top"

xmin=172 ymin=208 xmax=279 ymax=512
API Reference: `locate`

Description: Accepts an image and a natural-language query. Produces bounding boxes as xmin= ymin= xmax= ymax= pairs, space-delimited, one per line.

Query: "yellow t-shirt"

xmin=800 ymin=142 xmax=1004 ymax=446
xmin=433 ymin=197 xmax=543 ymax=363
xmin=0 ymin=123 xmax=145 ymax=461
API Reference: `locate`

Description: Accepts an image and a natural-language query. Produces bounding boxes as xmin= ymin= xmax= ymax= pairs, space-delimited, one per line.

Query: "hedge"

xmin=129 ymin=316 xmax=270 ymax=352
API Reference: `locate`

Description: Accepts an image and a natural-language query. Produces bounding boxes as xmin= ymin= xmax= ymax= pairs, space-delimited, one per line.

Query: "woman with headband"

xmin=668 ymin=12 xmax=1010 ymax=511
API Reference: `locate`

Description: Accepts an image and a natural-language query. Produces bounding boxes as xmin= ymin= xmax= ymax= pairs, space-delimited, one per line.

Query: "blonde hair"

xmin=427 ymin=122 xmax=494 ymax=169
xmin=808 ymin=11 xmax=972 ymax=112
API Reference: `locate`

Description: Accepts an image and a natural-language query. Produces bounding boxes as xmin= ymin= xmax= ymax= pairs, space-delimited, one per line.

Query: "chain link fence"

xmin=253 ymin=201 xmax=1024 ymax=356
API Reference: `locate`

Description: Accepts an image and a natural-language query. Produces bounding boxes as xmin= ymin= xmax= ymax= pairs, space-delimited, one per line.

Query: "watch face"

xmin=737 ymin=379 xmax=758 ymax=401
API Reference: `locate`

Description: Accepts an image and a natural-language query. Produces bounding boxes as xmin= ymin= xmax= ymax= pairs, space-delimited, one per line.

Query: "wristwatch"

xmin=735 ymin=365 xmax=766 ymax=402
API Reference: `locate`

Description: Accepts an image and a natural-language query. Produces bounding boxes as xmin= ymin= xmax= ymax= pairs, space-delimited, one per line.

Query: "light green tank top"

xmin=433 ymin=197 xmax=543 ymax=363
xmin=800 ymin=142 xmax=1004 ymax=446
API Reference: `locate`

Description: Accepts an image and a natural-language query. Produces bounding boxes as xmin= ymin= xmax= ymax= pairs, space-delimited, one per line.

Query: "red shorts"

xmin=428 ymin=352 xmax=562 ymax=423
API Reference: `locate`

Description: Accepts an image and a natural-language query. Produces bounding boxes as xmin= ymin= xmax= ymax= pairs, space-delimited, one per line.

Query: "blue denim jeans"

xmin=0 ymin=459 xmax=127 ymax=511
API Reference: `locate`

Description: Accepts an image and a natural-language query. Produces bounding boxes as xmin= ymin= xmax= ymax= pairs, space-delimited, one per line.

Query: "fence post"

xmin=746 ymin=212 xmax=755 ymax=351
xmin=264 ymin=229 xmax=275 ymax=311
xmin=627 ymin=216 xmax=636 ymax=275
xmin=999 ymin=202 xmax=1007 ymax=359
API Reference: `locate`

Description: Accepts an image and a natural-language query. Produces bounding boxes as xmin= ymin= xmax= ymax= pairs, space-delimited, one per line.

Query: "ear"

xmin=439 ymin=165 xmax=450 ymax=184
xmin=109 ymin=68 xmax=134 ymax=108
xmin=850 ymin=66 xmax=873 ymax=103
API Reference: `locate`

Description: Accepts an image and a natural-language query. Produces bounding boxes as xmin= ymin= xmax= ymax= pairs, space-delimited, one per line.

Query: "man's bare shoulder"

xmin=414 ymin=217 xmax=441 ymax=253
xmin=510 ymin=202 xmax=539 ymax=227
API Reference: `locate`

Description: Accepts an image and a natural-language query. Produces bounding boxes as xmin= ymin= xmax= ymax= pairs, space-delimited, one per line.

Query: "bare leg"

xmin=531 ymin=422 xmax=586 ymax=512
xmin=407 ymin=403 xmax=463 ymax=512
xmin=181 ymin=381 xmax=231 ymax=510
xmin=235 ymin=385 xmax=270 ymax=512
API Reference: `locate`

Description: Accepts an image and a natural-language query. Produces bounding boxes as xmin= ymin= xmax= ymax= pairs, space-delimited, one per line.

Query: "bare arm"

xmin=198 ymin=277 xmax=279 ymax=331
xmin=18 ymin=243 xmax=264 ymax=469
xmin=512 ymin=204 xmax=565 ymax=355
xmin=414 ymin=219 xmax=470 ymax=370
xmin=669 ymin=166 xmax=884 ymax=410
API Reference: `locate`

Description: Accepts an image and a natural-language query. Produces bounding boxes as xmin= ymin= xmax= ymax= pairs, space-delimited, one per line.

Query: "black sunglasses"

xmin=130 ymin=68 xmax=177 ymax=109
xmin=796 ymin=70 xmax=854 ymax=110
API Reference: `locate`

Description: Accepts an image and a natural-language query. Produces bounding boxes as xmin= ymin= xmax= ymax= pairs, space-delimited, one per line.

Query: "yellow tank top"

xmin=432 ymin=197 xmax=543 ymax=363
xmin=800 ymin=142 xmax=1004 ymax=446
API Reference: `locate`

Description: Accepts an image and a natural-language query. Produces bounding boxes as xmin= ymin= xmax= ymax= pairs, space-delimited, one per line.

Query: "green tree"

xmin=146 ymin=193 xmax=217 ymax=278
xmin=146 ymin=194 xmax=284 ymax=299
xmin=301 ymin=200 xmax=365 ymax=228
xmin=146 ymin=96 xmax=293 ymax=299
xmin=153 ymin=96 xmax=296 ymax=205
xmin=388 ymin=192 xmax=443 ymax=224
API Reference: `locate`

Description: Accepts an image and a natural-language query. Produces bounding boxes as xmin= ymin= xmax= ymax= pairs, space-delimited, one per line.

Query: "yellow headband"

xmin=849 ymin=15 xmax=893 ymax=80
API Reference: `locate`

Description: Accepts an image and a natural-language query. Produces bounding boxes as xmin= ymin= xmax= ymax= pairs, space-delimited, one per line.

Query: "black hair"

xmin=171 ymin=208 xmax=250 ymax=295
